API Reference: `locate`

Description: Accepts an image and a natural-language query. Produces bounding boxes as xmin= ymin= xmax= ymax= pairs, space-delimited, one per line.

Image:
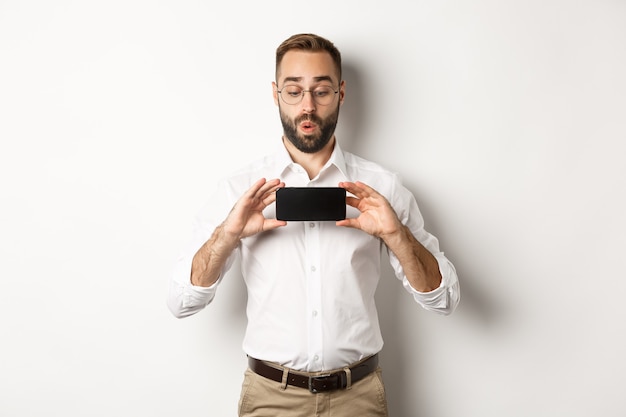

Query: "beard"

xmin=280 ymin=105 xmax=340 ymax=154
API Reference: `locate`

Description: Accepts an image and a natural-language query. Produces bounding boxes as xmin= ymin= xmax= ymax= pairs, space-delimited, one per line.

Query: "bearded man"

xmin=168 ymin=33 xmax=460 ymax=417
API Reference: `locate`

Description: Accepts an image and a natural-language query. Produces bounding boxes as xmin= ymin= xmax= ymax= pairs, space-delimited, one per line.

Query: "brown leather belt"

xmin=248 ymin=354 xmax=378 ymax=393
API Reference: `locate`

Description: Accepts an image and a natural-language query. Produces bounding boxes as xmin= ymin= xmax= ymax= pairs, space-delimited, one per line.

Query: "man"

xmin=168 ymin=33 xmax=460 ymax=417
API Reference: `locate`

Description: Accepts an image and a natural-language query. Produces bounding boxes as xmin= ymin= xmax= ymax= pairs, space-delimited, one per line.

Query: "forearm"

xmin=383 ymin=225 xmax=442 ymax=293
xmin=190 ymin=223 xmax=240 ymax=287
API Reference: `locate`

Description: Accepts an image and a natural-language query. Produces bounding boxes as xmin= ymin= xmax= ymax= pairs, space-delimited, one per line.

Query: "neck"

xmin=282 ymin=136 xmax=336 ymax=180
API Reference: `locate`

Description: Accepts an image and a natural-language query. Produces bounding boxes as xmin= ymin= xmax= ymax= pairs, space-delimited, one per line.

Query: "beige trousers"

xmin=238 ymin=366 xmax=389 ymax=417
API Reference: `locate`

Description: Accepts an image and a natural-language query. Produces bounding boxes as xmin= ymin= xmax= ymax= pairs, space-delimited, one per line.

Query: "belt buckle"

xmin=308 ymin=374 xmax=332 ymax=394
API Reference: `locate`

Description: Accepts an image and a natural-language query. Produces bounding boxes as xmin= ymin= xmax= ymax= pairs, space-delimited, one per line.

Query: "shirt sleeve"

xmin=166 ymin=249 xmax=229 ymax=319
xmin=387 ymin=175 xmax=461 ymax=315
xmin=166 ymin=181 xmax=239 ymax=319
xmin=390 ymin=250 xmax=460 ymax=315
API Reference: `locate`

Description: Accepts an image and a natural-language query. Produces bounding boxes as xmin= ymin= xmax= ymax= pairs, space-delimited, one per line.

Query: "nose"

xmin=301 ymin=91 xmax=316 ymax=113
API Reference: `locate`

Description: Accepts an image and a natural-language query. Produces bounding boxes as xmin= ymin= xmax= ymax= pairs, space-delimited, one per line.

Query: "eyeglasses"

xmin=276 ymin=85 xmax=339 ymax=106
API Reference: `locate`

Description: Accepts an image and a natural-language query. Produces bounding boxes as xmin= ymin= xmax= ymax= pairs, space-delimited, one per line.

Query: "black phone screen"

xmin=276 ymin=187 xmax=346 ymax=221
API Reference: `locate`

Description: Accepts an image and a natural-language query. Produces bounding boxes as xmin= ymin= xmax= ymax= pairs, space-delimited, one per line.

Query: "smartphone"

xmin=276 ymin=187 xmax=346 ymax=221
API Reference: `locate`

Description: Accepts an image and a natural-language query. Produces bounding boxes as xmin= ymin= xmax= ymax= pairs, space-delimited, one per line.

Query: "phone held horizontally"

xmin=275 ymin=187 xmax=346 ymax=221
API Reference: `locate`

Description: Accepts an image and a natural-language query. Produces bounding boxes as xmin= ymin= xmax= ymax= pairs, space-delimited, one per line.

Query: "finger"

xmin=259 ymin=180 xmax=284 ymax=205
xmin=246 ymin=180 xmax=279 ymax=207
xmin=245 ymin=178 xmax=270 ymax=199
xmin=353 ymin=181 xmax=379 ymax=198
xmin=262 ymin=188 xmax=281 ymax=206
xmin=340 ymin=181 xmax=370 ymax=199
xmin=345 ymin=196 xmax=360 ymax=209
xmin=338 ymin=181 xmax=356 ymax=193
xmin=263 ymin=219 xmax=287 ymax=231
xmin=258 ymin=178 xmax=283 ymax=196
xmin=336 ymin=218 xmax=359 ymax=229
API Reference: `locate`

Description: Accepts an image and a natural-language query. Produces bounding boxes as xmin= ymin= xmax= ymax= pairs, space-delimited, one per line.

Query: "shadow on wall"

xmin=373 ymin=193 xmax=505 ymax=415
xmin=403 ymin=180 xmax=504 ymax=329
xmin=341 ymin=59 xmax=504 ymax=415
xmin=375 ymin=219 xmax=504 ymax=415
xmin=336 ymin=60 xmax=374 ymax=154
xmin=341 ymin=59 xmax=424 ymax=415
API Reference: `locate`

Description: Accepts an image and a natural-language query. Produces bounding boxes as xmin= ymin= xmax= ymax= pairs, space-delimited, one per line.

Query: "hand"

xmin=337 ymin=181 xmax=402 ymax=240
xmin=223 ymin=178 xmax=286 ymax=240
xmin=339 ymin=181 xmax=442 ymax=292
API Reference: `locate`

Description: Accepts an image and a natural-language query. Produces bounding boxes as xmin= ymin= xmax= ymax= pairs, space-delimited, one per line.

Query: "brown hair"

xmin=275 ymin=33 xmax=342 ymax=82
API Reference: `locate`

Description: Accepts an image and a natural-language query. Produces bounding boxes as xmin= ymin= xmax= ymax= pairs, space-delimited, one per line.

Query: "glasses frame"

xmin=276 ymin=85 xmax=340 ymax=106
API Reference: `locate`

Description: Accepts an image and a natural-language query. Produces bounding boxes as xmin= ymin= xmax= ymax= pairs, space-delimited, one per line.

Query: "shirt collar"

xmin=271 ymin=137 xmax=349 ymax=181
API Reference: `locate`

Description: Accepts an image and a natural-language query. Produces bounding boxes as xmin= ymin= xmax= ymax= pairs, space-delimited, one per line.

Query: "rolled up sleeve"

xmin=166 ymin=252 xmax=220 ymax=318
xmin=398 ymin=253 xmax=460 ymax=315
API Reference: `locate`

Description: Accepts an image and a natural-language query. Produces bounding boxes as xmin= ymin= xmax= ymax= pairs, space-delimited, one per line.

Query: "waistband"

xmin=247 ymin=354 xmax=379 ymax=393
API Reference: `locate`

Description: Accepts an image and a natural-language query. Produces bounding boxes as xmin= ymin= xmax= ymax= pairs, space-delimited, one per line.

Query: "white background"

xmin=1 ymin=1 xmax=625 ymax=416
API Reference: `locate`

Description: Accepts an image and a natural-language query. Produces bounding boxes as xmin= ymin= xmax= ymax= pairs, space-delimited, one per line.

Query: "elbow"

xmin=435 ymin=272 xmax=460 ymax=316
xmin=438 ymin=303 xmax=457 ymax=316
xmin=419 ymin=287 xmax=460 ymax=316
xmin=166 ymin=297 xmax=193 ymax=319
xmin=166 ymin=291 xmax=208 ymax=319
xmin=167 ymin=299 xmax=185 ymax=319
xmin=440 ymin=290 xmax=461 ymax=316
xmin=426 ymin=304 xmax=455 ymax=316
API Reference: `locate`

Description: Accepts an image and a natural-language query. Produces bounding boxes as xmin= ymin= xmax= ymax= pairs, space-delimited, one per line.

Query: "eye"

xmin=313 ymin=87 xmax=333 ymax=97
xmin=283 ymin=86 xmax=302 ymax=97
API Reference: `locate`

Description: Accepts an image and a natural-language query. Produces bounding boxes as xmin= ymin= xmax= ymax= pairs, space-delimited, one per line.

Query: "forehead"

xmin=277 ymin=50 xmax=339 ymax=84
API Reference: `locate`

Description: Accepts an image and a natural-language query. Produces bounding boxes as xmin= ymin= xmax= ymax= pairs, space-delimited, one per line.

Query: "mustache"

xmin=295 ymin=114 xmax=323 ymax=124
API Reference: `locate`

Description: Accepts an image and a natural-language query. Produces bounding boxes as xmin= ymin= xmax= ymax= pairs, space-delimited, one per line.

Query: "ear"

xmin=338 ymin=80 xmax=346 ymax=105
xmin=272 ymin=81 xmax=279 ymax=106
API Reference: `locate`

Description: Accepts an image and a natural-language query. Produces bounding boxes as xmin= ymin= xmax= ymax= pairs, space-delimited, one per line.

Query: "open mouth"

xmin=300 ymin=118 xmax=317 ymax=133
xmin=299 ymin=120 xmax=317 ymax=133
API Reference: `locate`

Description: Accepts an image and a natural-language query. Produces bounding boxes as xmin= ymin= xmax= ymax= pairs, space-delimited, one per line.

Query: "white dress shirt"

xmin=167 ymin=141 xmax=460 ymax=372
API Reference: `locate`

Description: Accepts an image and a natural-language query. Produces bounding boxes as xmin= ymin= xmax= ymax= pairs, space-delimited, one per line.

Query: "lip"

xmin=299 ymin=121 xmax=318 ymax=133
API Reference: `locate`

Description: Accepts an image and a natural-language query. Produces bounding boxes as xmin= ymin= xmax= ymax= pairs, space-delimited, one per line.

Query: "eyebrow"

xmin=281 ymin=75 xmax=335 ymax=84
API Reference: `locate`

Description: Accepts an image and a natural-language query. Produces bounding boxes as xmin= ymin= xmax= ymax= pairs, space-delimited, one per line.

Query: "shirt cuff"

xmin=402 ymin=254 xmax=456 ymax=310
xmin=181 ymin=279 xmax=218 ymax=309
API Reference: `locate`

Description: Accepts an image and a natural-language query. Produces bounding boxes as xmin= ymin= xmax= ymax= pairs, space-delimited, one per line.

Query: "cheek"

xmin=280 ymin=107 xmax=298 ymax=121
xmin=279 ymin=109 xmax=296 ymax=127
xmin=321 ymin=106 xmax=340 ymax=123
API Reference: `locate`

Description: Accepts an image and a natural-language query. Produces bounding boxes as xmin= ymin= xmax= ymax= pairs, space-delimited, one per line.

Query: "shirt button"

xmin=309 ymin=222 xmax=315 ymax=228
xmin=312 ymin=310 xmax=318 ymax=317
xmin=311 ymin=266 xmax=316 ymax=272
xmin=313 ymin=355 xmax=319 ymax=361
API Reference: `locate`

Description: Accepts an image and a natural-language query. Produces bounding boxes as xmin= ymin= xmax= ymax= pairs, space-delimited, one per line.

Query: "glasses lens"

xmin=281 ymin=86 xmax=303 ymax=105
xmin=312 ymin=86 xmax=335 ymax=105
xmin=279 ymin=86 xmax=337 ymax=105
